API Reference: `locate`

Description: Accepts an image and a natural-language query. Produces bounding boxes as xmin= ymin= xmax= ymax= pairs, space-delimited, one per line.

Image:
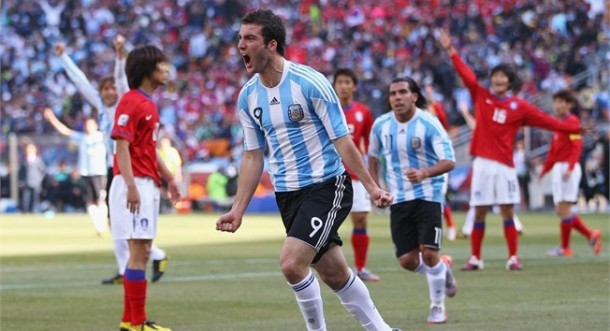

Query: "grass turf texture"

xmin=1 ymin=212 xmax=608 ymax=330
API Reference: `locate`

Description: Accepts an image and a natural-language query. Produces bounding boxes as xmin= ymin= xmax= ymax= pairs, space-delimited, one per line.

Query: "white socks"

xmin=87 ymin=204 xmax=107 ymax=234
xmin=113 ymin=239 xmax=129 ymax=275
xmin=425 ymin=261 xmax=446 ymax=306
xmin=289 ymin=270 xmax=326 ymax=331
xmin=150 ymin=244 xmax=166 ymax=261
xmin=335 ymin=269 xmax=391 ymax=331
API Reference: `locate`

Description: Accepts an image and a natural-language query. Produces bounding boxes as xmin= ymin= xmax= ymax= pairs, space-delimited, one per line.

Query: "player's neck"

xmin=259 ymin=56 xmax=284 ymax=88
xmin=138 ymin=79 xmax=157 ymax=96
xmin=394 ymin=108 xmax=416 ymax=123
xmin=340 ymin=98 xmax=353 ymax=109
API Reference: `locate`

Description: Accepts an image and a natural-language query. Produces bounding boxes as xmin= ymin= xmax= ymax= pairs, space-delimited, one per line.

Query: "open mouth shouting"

xmin=242 ymin=53 xmax=252 ymax=70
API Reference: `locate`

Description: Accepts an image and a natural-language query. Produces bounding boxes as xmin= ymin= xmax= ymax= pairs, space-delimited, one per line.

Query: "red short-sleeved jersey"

xmin=343 ymin=102 xmax=374 ymax=180
xmin=540 ymin=114 xmax=583 ymax=176
xmin=111 ymin=89 xmax=161 ymax=186
xmin=450 ymin=53 xmax=580 ymax=167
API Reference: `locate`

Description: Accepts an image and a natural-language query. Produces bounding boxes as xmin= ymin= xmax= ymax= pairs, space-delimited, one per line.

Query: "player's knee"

xmin=280 ymin=257 xmax=308 ymax=283
xmin=421 ymin=249 xmax=439 ymax=267
xmin=398 ymin=254 xmax=419 ymax=271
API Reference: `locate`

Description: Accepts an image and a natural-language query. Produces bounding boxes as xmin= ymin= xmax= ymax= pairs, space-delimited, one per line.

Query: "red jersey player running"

xmin=439 ymin=30 xmax=583 ymax=271
xmin=332 ymin=68 xmax=378 ymax=281
xmin=539 ymin=90 xmax=602 ymax=257
xmin=110 ymin=45 xmax=180 ymax=331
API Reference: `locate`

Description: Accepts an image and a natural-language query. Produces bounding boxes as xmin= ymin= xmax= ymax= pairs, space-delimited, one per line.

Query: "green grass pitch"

xmin=1 ymin=212 xmax=608 ymax=330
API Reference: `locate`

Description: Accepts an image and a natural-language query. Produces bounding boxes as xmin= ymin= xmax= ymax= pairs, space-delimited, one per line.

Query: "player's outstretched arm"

xmin=215 ymin=148 xmax=264 ymax=233
xmin=156 ymin=151 xmax=181 ymax=204
xmin=55 ymin=42 xmax=104 ymax=111
xmin=333 ymin=135 xmax=393 ymax=208
xmin=113 ymin=34 xmax=130 ymax=96
xmin=43 ymin=107 xmax=74 ymax=136
xmin=458 ymin=101 xmax=476 ymax=129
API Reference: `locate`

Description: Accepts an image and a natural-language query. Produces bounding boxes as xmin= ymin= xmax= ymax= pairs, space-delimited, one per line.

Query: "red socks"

xmin=571 ymin=214 xmax=591 ymax=239
xmin=471 ymin=222 xmax=485 ymax=259
xmin=503 ymin=219 xmax=518 ymax=257
xmin=351 ymin=230 xmax=369 ymax=271
xmin=125 ymin=279 xmax=148 ymax=326
xmin=124 ymin=268 xmax=147 ymax=326
xmin=560 ymin=216 xmax=575 ymax=249
xmin=444 ymin=204 xmax=455 ymax=228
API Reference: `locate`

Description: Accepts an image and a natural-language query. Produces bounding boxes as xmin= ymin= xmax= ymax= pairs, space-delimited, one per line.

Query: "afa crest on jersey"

xmin=411 ymin=137 xmax=422 ymax=149
xmin=288 ymin=104 xmax=304 ymax=122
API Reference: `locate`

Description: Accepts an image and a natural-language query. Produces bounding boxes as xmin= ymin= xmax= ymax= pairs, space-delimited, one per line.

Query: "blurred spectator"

xmin=18 ymin=143 xmax=46 ymax=213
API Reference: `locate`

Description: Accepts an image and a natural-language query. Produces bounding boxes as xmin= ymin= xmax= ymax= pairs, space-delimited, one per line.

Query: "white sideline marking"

xmin=0 ymin=258 xmax=277 ymax=273
xmin=0 ymin=270 xmax=283 ymax=291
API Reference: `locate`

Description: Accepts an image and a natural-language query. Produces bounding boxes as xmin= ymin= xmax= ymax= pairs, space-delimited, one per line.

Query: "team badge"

xmin=140 ymin=218 xmax=149 ymax=230
xmin=287 ymin=104 xmax=304 ymax=122
xmin=410 ymin=137 xmax=422 ymax=149
xmin=117 ymin=114 xmax=129 ymax=126
xmin=355 ymin=112 xmax=363 ymax=122
xmin=510 ymin=101 xmax=517 ymax=110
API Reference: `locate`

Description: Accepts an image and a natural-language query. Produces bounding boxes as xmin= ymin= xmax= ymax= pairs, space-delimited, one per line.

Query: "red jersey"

xmin=343 ymin=102 xmax=374 ymax=180
xmin=111 ymin=89 xmax=162 ymax=186
xmin=539 ymin=114 xmax=583 ymax=176
xmin=451 ymin=53 xmax=581 ymax=167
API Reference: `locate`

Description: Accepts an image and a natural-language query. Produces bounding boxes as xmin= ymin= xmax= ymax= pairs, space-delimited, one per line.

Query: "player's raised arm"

xmin=55 ymin=42 xmax=104 ymax=111
xmin=438 ymin=29 xmax=479 ymax=94
xmin=43 ymin=107 xmax=74 ymax=136
xmin=113 ymin=34 xmax=130 ymax=97
xmin=215 ymin=148 xmax=264 ymax=233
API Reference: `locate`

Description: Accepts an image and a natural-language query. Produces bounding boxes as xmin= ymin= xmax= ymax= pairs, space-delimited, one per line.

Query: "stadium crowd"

xmin=1 ymin=0 xmax=608 ymax=212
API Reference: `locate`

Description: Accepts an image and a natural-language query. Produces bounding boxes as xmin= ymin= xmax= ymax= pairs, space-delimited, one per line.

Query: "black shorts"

xmin=82 ymin=175 xmax=107 ymax=204
xmin=390 ymin=199 xmax=443 ymax=257
xmin=275 ymin=173 xmax=353 ymax=264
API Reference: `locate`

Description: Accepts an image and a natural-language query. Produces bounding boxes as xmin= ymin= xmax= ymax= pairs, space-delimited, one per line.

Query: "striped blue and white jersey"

xmin=59 ymin=53 xmax=129 ymax=168
xmin=368 ymin=109 xmax=455 ymax=204
xmin=69 ymin=131 xmax=107 ymax=176
xmin=237 ymin=60 xmax=348 ymax=192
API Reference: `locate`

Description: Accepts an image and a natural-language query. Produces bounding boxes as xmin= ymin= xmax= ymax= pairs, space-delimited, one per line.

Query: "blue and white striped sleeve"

xmin=307 ymin=71 xmax=348 ymax=140
xmin=368 ymin=120 xmax=382 ymax=159
xmin=430 ymin=124 xmax=455 ymax=162
xmin=114 ymin=56 xmax=129 ymax=97
xmin=58 ymin=53 xmax=103 ymax=111
xmin=237 ymin=90 xmax=265 ymax=151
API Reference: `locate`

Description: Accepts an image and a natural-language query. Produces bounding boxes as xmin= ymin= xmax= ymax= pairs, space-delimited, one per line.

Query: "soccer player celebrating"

xmin=110 ymin=45 xmax=180 ymax=331
xmin=540 ymin=90 xmax=602 ymax=257
xmin=55 ymin=37 xmax=169 ymax=285
xmin=369 ymin=77 xmax=457 ymax=324
xmin=332 ymin=68 xmax=379 ymax=282
xmin=439 ymin=29 xmax=584 ymax=271
xmin=216 ymin=9 xmax=400 ymax=331
xmin=43 ymin=108 xmax=108 ymax=236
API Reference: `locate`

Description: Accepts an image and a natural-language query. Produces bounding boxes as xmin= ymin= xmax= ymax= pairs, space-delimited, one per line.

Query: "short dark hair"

xmin=125 ymin=45 xmax=168 ymax=89
xmin=242 ymin=9 xmax=286 ymax=56
xmin=390 ymin=76 xmax=427 ymax=109
xmin=553 ymin=89 xmax=577 ymax=105
xmin=98 ymin=76 xmax=115 ymax=92
xmin=490 ymin=64 xmax=516 ymax=89
xmin=553 ymin=89 xmax=580 ymax=116
xmin=333 ymin=68 xmax=358 ymax=86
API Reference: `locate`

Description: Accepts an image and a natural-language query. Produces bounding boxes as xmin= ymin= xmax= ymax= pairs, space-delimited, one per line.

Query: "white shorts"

xmin=470 ymin=157 xmax=520 ymax=206
xmin=351 ymin=180 xmax=372 ymax=213
xmin=109 ymin=175 xmax=160 ymax=240
xmin=551 ymin=162 xmax=581 ymax=204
